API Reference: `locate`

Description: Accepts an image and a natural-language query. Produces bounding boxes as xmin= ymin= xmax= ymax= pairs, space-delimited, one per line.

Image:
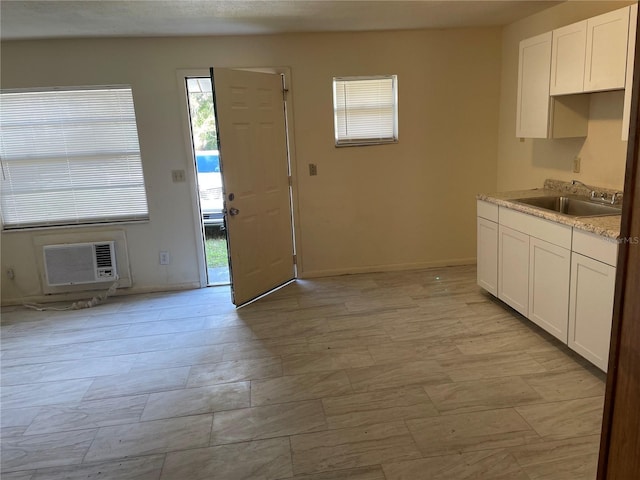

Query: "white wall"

xmin=497 ymin=1 xmax=636 ymax=192
xmin=0 ymin=28 xmax=502 ymax=304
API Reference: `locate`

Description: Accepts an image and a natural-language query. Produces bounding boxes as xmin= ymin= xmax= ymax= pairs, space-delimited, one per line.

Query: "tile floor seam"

xmin=77 ymin=427 xmax=100 ymax=465
xmin=410 ymin=442 xmax=532 ymax=460
xmin=157 ymin=453 xmax=168 ymax=480
xmin=136 ymin=392 xmax=153 ymax=422
xmin=511 ymin=405 xmax=548 ymax=443
xmin=287 ymin=435 xmax=294 ymax=477
xmin=83 ymin=414 xmax=215 ymax=464
xmin=400 ymin=417 xmax=429 ymax=460
xmin=206 ymin=412 xmax=214 ymax=447
xmin=514 ymin=395 xmax=605 ymax=411
xmin=379 ymin=448 xmax=532 ymax=479
xmin=506 ymin=434 xmax=600 ymax=470
xmin=22 ymin=396 xmax=148 ymax=437
xmin=424 ymin=378 xmax=574 ymax=415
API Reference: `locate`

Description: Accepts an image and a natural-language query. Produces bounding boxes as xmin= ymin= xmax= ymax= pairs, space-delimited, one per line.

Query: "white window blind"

xmin=0 ymin=86 xmax=149 ymax=229
xmin=333 ymin=75 xmax=398 ymax=146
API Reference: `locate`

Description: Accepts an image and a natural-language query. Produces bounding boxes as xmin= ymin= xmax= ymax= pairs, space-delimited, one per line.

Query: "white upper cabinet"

xmin=517 ymin=31 xmax=589 ymax=138
xmin=584 ymin=6 xmax=630 ymax=93
xmin=517 ymin=5 xmax=635 ymax=139
xmin=516 ymin=32 xmax=553 ymax=138
xmin=623 ymin=3 xmax=638 ymax=141
xmin=550 ymin=20 xmax=587 ymax=95
xmin=549 ymin=6 xmax=630 ymax=96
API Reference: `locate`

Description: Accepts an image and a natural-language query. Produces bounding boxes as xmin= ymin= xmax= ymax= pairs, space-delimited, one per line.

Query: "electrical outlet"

xmin=159 ymin=251 xmax=170 ymax=265
xmin=308 ymin=164 xmax=318 ymax=176
xmin=171 ymin=170 xmax=186 ymax=182
xmin=573 ymin=157 xmax=581 ymax=173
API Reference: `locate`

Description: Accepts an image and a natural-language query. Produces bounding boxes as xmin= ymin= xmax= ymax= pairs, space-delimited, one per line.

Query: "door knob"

xmin=228 ymin=207 xmax=240 ymax=216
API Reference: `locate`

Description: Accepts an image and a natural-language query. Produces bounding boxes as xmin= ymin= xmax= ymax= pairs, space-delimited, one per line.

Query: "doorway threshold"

xmin=207 ymin=266 xmax=230 ymax=286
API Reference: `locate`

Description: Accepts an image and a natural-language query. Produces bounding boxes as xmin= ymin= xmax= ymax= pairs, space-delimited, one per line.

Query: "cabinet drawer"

xmin=499 ymin=207 xmax=572 ymax=249
xmin=572 ymin=229 xmax=618 ymax=266
xmin=477 ymin=200 xmax=499 ymax=222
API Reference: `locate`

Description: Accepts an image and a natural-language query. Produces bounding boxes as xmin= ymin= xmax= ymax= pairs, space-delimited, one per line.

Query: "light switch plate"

xmin=159 ymin=251 xmax=170 ymax=265
xmin=171 ymin=170 xmax=186 ymax=182
xmin=573 ymin=157 xmax=581 ymax=173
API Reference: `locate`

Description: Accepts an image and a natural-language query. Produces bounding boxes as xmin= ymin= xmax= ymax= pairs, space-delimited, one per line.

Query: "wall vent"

xmin=43 ymin=242 xmax=117 ymax=287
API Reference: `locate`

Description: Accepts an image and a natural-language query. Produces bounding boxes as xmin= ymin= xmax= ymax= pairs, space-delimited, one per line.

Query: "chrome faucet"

xmin=611 ymin=191 xmax=622 ymax=205
xmin=571 ymin=179 xmax=596 ymax=199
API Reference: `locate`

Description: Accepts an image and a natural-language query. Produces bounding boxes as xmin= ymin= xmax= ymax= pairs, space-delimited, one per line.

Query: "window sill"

xmin=335 ymin=139 xmax=398 ymax=148
xmin=2 ymin=219 xmax=150 ymax=233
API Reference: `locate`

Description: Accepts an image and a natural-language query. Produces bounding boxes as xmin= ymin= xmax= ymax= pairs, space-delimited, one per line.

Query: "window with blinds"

xmin=0 ymin=86 xmax=149 ymax=230
xmin=333 ymin=75 xmax=398 ymax=147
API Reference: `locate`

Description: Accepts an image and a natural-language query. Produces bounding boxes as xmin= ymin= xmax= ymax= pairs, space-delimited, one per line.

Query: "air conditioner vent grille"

xmin=95 ymin=243 xmax=114 ymax=268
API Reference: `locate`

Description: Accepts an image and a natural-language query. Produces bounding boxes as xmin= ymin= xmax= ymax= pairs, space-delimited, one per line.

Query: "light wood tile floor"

xmin=0 ymin=265 xmax=606 ymax=479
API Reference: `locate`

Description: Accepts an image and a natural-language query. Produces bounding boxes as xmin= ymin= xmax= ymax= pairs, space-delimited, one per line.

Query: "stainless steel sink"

xmin=512 ymin=196 xmax=622 ymax=217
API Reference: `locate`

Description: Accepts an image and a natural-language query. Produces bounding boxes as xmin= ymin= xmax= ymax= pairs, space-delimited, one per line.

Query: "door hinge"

xmin=293 ymin=254 xmax=297 ymax=265
xmin=282 ymin=88 xmax=289 ymax=101
xmin=288 ymin=175 xmax=293 ymax=187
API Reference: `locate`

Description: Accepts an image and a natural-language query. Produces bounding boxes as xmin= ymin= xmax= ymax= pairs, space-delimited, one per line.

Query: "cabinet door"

xmin=516 ymin=32 xmax=552 ymax=138
xmin=477 ymin=217 xmax=498 ymax=296
xmin=550 ymin=20 xmax=587 ymax=95
xmin=568 ymin=252 xmax=616 ymax=371
xmin=584 ymin=6 xmax=630 ymax=92
xmin=528 ymin=237 xmax=571 ymax=342
xmin=498 ymin=225 xmax=529 ymax=316
xmin=622 ymin=3 xmax=637 ymax=141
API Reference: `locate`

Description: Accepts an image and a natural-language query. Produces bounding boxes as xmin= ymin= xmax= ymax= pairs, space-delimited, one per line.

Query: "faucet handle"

xmin=611 ymin=192 xmax=622 ymax=205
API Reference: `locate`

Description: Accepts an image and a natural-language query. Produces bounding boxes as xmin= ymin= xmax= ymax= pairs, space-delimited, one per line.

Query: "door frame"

xmin=597 ymin=9 xmax=640 ymax=476
xmin=176 ymin=67 xmax=302 ymax=288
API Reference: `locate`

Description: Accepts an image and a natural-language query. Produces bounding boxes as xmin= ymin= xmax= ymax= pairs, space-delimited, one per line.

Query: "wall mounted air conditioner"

xmin=43 ymin=242 xmax=117 ymax=287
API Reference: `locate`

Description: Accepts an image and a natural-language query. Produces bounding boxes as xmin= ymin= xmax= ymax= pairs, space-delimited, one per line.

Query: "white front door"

xmin=211 ymin=68 xmax=295 ymax=306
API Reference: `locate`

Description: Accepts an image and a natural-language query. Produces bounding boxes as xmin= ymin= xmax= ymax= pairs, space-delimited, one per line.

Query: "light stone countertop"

xmin=477 ymin=188 xmax=621 ymax=239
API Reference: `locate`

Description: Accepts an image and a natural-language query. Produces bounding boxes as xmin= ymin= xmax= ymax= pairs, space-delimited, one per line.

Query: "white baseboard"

xmin=299 ymin=258 xmax=477 ymax=279
xmin=1 ymin=282 xmax=201 ymax=307
xmin=2 ymin=259 xmax=479 ymax=306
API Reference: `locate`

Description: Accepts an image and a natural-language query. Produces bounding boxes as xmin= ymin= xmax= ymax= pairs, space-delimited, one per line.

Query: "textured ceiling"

xmin=0 ymin=1 xmax=563 ymax=40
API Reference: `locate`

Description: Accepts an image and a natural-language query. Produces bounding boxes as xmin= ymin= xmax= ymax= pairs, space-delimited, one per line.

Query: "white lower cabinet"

xmin=498 ymin=225 xmax=529 ymax=317
xmin=477 ymin=200 xmax=616 ymax=371
xmin=528 ymin=237 xmax=571 ymax=342
xmin=568 ymin=252 xmax=616 ymax=372
xmin=477 ymin=217 xmax=498 ymax=295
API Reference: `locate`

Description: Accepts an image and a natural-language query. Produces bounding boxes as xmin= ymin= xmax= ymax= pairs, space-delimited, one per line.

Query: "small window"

xmin=333 ymin=75 xmax=398 ymax=147
xmin=0 ymin=86 xmax=149 ymax=230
